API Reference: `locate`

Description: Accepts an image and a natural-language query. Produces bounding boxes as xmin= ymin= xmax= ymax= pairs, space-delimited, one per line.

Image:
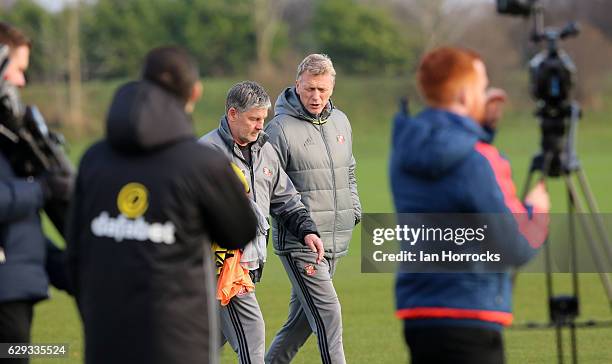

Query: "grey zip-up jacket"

xmin=266 ymin=87 xmax=361 ymax=258
xmin=199 ymin=117 xmax=319 ymax=259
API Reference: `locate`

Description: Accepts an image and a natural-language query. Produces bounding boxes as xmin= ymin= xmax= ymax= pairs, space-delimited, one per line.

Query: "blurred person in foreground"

xmin=0 ymin=22 xmax=71 ymax=364
xmin=264 ymin=54 xmax=361 ymax=364
xmin=66 ymin=46 xmax=257 ymax=364
xmin=199 ymin=80 xmax=322 ymax=364
xmin=390 ymin=47 xmax=550 ymax=364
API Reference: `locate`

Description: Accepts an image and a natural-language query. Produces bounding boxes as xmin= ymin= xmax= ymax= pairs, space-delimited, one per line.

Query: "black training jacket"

xmin=66 ymin=80 xmax=256 ymax=364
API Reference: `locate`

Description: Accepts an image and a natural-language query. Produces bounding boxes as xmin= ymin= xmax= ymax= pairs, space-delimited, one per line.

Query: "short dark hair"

xmin=0 ymin=22 xmax=31 ymax=50
xmin=141 ymin=46 xmax=199 ymax=102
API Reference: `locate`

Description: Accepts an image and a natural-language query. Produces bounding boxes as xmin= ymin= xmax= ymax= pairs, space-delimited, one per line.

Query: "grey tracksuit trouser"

xmin=219 ymin=291 xmax=266 ymax=364
xmin=265 ymin=251 xmax=345 ymax=364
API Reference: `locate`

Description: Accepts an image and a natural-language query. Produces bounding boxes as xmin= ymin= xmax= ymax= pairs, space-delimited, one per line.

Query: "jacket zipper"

xmin=319 ymin=118 xmax=337 ymax=264
xmin=249 ymin=148 xmax=257 ymax=203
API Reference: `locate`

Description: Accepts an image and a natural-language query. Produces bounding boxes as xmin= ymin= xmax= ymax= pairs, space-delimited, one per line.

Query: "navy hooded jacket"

xmin=390 ymin=108 xmax=548 ymax=330
xmin=67 ymin=81 xmax=256 ymax=364
xmin=0 ymin=135 xmax=71 ymax=304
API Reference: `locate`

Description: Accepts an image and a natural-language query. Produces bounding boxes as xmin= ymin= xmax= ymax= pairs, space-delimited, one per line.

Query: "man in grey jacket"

xmin=199 ymin=81 xmax=323 ymax=364
xmin=265 ymin=54 xmax=361 ymax=364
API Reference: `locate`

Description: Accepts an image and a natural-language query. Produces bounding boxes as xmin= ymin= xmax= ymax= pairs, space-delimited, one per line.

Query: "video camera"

xmin=498 ymin=0 xmax=579 ymax=109
xmin=0 ymin=44 xmax=74 ymax=236
xmin=496 ymin=0 xmax=580 ymax=177
xmin=497 ymin=5 xmax=612 ymax=364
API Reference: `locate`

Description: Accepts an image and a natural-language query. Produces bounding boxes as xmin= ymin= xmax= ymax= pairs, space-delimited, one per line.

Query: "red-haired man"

xmin=390 ymin=47 xmax=550 ymax=363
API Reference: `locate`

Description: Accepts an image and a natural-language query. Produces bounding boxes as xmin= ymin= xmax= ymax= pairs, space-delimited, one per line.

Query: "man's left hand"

xmin=304 ymin=233 xmax=324 ymax=264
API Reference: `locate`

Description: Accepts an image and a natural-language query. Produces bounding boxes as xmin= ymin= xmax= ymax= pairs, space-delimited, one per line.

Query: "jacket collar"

xmin=275 ymin=87 xmax=334 ymax=125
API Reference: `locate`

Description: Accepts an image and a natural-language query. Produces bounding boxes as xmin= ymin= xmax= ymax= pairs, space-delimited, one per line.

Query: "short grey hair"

xmin=296 ymin=53 xmax=336 ymax=81
xmin=225 ymin=81 xmax=271 ymax=113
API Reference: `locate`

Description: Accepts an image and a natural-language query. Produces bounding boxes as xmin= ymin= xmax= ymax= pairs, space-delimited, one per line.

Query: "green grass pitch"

xmin=25 ymin=78 xmax=612 ymax=363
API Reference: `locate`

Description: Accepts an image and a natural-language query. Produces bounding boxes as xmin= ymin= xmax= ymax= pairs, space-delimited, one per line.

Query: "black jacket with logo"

xmin=66 ymin=81 xmax=256 ymax=364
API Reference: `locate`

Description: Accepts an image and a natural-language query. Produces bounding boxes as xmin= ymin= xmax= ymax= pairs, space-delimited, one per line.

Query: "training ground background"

xmin=24 ymin=77 xmax=612 ymax=363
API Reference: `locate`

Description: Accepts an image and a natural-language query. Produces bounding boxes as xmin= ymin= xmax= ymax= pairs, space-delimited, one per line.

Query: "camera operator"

xmin=391 ymin=47 xmax=550 ymax=364
xmin=0 ymin=22 xmax=72 ymax=362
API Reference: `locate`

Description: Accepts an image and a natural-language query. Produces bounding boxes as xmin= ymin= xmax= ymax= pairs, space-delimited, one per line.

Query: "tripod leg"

xmin=575 ymin=169 xmax=612 ymax=268
xmin=515 ymin=168 xmax=539 ymax=285
xmin=564 ymin=175 xmax=612 ymax=305
xmin=570 ymin=323 xmax=578 ymax=364
xmin=544 ymin=231 xmax=554 ymax=320
xmin=522 ymin=168 xmax=537 ymax=200
xmin=567 ymin=189 xmax=580 ymax=312
xmin=556 ymin=325 xmax=564 ymax=364
xmin=567 ymin=181 xmax=579 ymax=364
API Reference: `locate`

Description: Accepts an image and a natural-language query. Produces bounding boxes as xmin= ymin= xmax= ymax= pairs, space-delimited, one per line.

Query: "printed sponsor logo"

xmin=117 ymin=182 xmax=148 ymax=218
xmin=91 ymin=182 xmax=176 ymax=245
xmin=91 ymin=212 xmax=176 ymax=245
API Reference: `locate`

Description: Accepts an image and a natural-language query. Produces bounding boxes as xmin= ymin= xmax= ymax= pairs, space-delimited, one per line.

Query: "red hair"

xmin=417 ymin=47 xmax=482 ymax=107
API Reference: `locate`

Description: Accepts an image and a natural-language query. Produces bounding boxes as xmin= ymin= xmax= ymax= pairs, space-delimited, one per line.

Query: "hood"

xmin=391 ymin=108 xmax=492 ymax=178
xmin=217 ymin=115 xmax=269 ymax=153
xmin=274 ymin=87 xmax=333 ymax=124
xmin=106 ymin=81 xmax=194 ymax=154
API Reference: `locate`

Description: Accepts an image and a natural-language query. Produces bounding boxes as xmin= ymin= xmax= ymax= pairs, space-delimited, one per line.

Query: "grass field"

xmin=22 ymin=77 xmax=612 ymax=363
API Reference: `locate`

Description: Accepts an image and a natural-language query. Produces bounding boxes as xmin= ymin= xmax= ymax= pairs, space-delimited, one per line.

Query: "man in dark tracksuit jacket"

xmin=0 ymin=22 xmax=71 ymax=362
xmin=66 ymin=47 xmax=257 ymax=364
xmin=391 ymin=47 xmax=550 ymax=364
xmin=200 ymin=80 xmax=322 ymax=364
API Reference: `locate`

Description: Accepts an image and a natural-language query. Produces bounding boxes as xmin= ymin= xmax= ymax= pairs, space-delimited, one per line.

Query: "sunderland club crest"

xmin=304 ymin=264 xmax=317 ymax=276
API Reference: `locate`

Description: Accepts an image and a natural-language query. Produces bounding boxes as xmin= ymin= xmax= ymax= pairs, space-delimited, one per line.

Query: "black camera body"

xmin=497 ymin=0 xmax=579 ymax=108
xmin=530 ymin=49 xmax=574 ymax=108
xmin=0 ymin=44 xmax=74 ymax=236
xmin=496 ymin=0 xmax=580 ymax=177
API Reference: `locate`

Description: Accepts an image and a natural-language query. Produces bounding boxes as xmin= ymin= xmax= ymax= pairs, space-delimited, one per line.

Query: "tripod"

xmin=519 ymin=101 xmax=612 ymax=364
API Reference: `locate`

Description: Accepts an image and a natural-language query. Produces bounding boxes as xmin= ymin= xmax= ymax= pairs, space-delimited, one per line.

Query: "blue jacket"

xmin=390 ymin=108 xmax=548 ymax=330
xmin=0 ymin=151 xmax=69 ymax=303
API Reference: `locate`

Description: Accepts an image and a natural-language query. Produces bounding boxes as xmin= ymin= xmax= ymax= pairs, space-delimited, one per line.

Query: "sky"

xmin=34 ymin=0 xmax=75 ymax=12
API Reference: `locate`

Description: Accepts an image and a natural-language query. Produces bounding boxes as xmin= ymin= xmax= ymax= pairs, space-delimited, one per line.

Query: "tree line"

xmin=2 ymin=0 xmax=611 ymax=106
xmin=1 ymin=0 xmax=418 ymax=83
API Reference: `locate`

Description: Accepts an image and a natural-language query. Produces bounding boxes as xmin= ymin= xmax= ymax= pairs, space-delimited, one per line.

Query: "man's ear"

xmin=457 ymin=87 xmax=468 ymax=108
xmin=227 ymin=107 xmax=237 ymax=122
xmin=185 ymin=81 xmax=203 ymax=113
xmin=191 ymin=81 xmax=203 ymax=103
